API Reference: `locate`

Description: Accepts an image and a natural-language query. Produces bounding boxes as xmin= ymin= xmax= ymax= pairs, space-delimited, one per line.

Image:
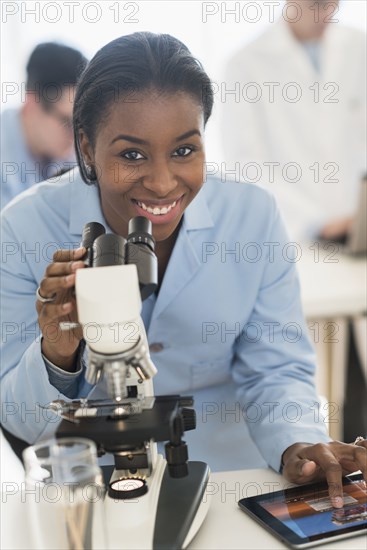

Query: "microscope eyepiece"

xmin=81 ymin=222 xmax=106 ymax=248
xmin=81 ymin=222 xmax=106 ymax=266
xmin=92 ymin=234 xmax=126 ymax=267
xmin=127 ymin=216 xmax=155 ymax=251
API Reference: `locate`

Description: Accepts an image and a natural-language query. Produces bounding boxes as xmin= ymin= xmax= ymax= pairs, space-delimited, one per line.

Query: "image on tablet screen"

xmin=258 ymin=479 xmax=367 ymax=539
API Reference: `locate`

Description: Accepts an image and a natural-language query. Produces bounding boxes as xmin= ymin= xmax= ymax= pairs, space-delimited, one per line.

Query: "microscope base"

xmin=105 ymin=456 xmax=210 ymax=549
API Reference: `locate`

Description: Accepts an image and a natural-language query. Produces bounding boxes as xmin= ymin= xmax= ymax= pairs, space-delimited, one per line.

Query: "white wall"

xmin=1 ymin=0 xmax=366 ymax=159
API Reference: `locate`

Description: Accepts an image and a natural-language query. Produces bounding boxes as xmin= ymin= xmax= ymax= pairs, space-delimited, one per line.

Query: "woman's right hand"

xmin=36 ymin=247 xmax=86 ymax=371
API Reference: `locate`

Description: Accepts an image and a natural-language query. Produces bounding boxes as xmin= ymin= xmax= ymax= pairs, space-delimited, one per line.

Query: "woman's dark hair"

xmin=73 ymin=32 xmax=214 ymax=183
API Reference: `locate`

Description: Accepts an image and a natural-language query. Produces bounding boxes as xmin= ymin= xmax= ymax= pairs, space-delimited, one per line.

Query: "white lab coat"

xmin=222 ymin=18 xmax=366 ymax=241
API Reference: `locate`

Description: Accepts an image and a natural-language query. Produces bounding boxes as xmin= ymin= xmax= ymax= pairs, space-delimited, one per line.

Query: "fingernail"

xmin=331 ymin=497 xmax=343 ymax=508
xmin=62 ymin=302 xmax=72 ymax=311
xmin=66 ymin=274 xmax=75 ymax=282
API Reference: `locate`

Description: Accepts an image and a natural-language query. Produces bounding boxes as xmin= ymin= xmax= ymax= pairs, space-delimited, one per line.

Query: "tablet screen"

xmin=238 ymin=473 xmax=366 ymax=548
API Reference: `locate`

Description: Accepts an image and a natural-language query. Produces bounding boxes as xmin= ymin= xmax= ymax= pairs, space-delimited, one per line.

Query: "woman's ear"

xmin=79 ymin=130 xmax=97 ymax=182
xmin=79 ymin=130 xmax=94 ymax=166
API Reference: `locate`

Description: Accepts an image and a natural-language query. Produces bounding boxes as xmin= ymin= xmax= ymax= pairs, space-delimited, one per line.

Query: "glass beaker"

xmin=23 ymin=437 xmax=107 ymax=550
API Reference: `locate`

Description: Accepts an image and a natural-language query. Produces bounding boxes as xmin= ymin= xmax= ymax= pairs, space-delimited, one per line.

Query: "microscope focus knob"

xmin=165 ymin=441 xmax=189 ymax=478
xmin=168 ymin=462 xmax=189 ymax=478
xmin=182 ymin=408 xmax=196 ymax=432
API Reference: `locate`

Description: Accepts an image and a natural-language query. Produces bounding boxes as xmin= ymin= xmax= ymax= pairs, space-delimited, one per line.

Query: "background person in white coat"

xmin=222 ymin=0 xmax=366 ymax=443
xmin=222 ymin=0 xmax=366 ymax=242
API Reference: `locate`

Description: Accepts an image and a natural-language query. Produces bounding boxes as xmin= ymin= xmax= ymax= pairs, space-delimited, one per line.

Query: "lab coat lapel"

xmin=68 ymin=170 xmax=109 ymax=237
xmin=151 ymin=228 xmax=200 ymax=322
xmin=272 ymin=19 xmax=319 ymax=81
xmin=151 ymin=188 xmax=214 ymax=323
xmin=321 ymin=24 xmax=347 ymax=83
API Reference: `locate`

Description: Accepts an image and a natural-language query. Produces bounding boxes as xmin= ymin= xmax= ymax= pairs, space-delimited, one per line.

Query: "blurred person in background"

xmin=222 ymin=0 xmax=367 ymax=444
xmin=1 ymin=42 xmax=87 ymax=209
xmin=222 ymin=0 xmax=366 ymax=242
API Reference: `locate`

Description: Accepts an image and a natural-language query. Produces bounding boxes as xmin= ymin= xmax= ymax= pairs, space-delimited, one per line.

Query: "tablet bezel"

xmin=238 ymin=472 xmax=366 ymax=549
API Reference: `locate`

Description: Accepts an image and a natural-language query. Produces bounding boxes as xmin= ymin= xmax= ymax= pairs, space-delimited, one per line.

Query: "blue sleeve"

xmin=232 ymin=198 xmax=331 ymax=472
xmin=42 ymin=339 xmax=86 ymax=396
xmin=0 ymin=215 xmax=90 ymax=443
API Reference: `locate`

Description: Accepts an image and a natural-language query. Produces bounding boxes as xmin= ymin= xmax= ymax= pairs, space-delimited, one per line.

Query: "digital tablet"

xmin=238 ymin=473 xmax=366 ymax=549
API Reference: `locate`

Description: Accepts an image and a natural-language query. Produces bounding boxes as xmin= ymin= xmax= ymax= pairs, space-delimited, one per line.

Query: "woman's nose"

xmin=143 ymin=160 xmax=178 ymax=197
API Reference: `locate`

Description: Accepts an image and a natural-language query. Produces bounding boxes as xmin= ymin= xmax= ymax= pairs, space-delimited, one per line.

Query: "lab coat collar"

xmin=69 ymin=169 xmax=110 ymax=237
xmin=264 ymin=17 xmax=329 ymax=51
xmin=256 ymin=17 xmax=298 ymax=54
xmin=150 ymin=185 xmax=213 ymax=320
xmin=150 ymin=224 xmax=201 ymax=322
xmin=265 ymin=17 xmax=341 ymax=64
xmin=260 ymin=18 xmax=329 ymax=78
xmin=181 ymin=184 xmax=214 ymax=231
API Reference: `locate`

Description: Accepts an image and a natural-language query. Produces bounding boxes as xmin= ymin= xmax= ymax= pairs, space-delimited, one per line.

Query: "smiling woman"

xmin=72 ymin=32 xmax=212 ymax=283
xmin=80 ymin=92 xmax=205 ymax=245
xmin=1 ymin=32 xmax=366 ymax=498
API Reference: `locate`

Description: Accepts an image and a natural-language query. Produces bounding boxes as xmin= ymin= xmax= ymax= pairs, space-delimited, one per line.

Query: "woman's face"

xmin=80 ymin=91 xmax=206 ymax=242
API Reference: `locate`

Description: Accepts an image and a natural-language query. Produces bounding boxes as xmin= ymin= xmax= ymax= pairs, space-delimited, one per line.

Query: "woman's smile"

xmin=131 ymin=194 xmax=184 ymax=225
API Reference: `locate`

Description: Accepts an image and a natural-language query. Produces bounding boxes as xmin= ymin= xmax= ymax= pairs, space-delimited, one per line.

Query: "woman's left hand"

xmin=282 ymin=439 xmax=367 ymax=508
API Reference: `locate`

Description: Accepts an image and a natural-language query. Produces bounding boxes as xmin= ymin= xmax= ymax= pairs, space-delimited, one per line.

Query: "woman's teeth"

xmin=136 ymin=200 xmax=177 ymax=215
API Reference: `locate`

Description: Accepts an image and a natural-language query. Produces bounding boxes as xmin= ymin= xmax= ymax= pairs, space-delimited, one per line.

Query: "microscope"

xmin=47 ymin=217 xmax=210 ymax=549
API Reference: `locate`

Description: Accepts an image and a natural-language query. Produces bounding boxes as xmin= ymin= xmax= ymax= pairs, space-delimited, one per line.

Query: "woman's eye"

xmin=173 ymin=146 xmax=193 ymax=157
xmin=122 ymin=150 xmax=144 ymax=160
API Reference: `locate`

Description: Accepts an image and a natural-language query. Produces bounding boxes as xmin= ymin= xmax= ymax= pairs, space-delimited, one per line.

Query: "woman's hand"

xmin=36 ymin=247 xmax=86 ymax=371
xmin=282 ymin=439 xmax=367 ymax=508
xmin=320 ymin=217 xmax=354 ymax=240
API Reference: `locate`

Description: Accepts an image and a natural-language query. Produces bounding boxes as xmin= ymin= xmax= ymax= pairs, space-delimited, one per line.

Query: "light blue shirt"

xmin=0 ymin=108 xmax=77 ymax=209
xmin=0 ymin=169 xmax=330 ymax=471
xmin=302 ymin=41 xmax=322 ymax=73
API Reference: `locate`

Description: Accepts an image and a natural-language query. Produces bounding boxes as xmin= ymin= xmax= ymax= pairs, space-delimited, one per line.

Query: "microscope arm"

xmin=75 ymin=263 xmax=156 ymax=401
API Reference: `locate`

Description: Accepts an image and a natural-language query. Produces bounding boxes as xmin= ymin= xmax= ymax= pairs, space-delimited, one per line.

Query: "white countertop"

xmin=297 ymin=243 xmax=366 ymax=319
xmin=1 ymin=465 xmax=365 ymax=550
